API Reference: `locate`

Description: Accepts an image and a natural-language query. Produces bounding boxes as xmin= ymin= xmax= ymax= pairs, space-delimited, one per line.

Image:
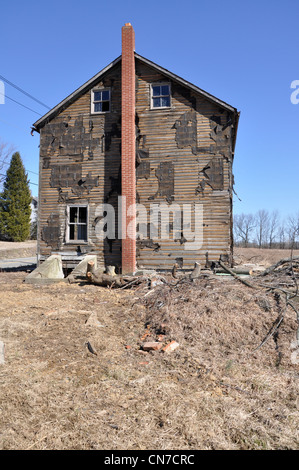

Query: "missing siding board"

xmin=105 ymin=166 xmax=121 ymax=202
xmin=137 ymin=240 xmax=161 ymax=252
xmin=174 ymin=110 xmax=197 ymax=151
xmin=50 ymin=164 xmax=82 ymax=188
xmin=136 ymin=160 xmax=150 ymax=179
xmin=72 ymin=172 xmax=99 ymax=196
xmin=105 ymin=122 xmax=121 ymax=151
xmin=149 ymin=162 xmax=174 ymax=202
xmin=200 ymin=157 xmax=224 ymax=190
xmin=209 ymin=113 xmax=233 ymax=161
xmin=41 ymin=214 xmax=61 ymax=250
xmin=42 ymin=115 xmax=99 ymax=159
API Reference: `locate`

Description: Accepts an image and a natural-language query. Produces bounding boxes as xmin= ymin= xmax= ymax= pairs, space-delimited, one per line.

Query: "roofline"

xmin=32 ymin=55 xmax=122 ymax=131
xmin=134 ymin=53 xmax=238 ymax=114
xmin=33 ymin=52 xmax=239 ymax=133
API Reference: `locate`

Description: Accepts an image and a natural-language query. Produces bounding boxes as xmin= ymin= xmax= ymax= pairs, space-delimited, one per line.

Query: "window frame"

xmin=150 ymin=82 xmax=172 ymax=110
xmin=91 ymin=87 xmax=111 ymax=114
xmin=66 ymin=204 xmax=88 ymax=244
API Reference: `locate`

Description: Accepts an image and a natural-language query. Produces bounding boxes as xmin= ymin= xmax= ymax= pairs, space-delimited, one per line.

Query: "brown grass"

xmin=0 ymin=254 xmax=298 ymax=450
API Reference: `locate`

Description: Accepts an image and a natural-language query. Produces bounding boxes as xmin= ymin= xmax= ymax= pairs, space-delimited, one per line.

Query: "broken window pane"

xmin=79 ymin=207 xmax=87 ymax=223
xmin=70 ymin=207 xmax=78 ymax=223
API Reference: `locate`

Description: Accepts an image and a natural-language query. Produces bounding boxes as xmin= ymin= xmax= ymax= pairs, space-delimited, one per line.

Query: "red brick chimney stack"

xmin=121 ymin=23 xmax=136 ymax=274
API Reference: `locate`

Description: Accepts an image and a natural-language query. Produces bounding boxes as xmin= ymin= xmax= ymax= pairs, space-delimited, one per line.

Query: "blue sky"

xmin=0 ymin=0 xmax=298 ymax=220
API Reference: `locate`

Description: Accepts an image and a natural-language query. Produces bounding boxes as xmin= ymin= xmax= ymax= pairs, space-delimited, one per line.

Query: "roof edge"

xmin=33 ymin=55 xmax=121 ymax=131
xmin=33 ymin=52 xmax=239 ymax=132
xmin=134 ymin=53 xmax=238 ymax=114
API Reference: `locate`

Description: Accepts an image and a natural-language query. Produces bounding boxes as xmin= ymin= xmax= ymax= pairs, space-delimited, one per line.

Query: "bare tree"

xmin=268 ymin=210 xmax=279 ymax=248
xmin=278 ymin=222 xmax=286 ymax=249
xmin=287 ymin=213 xmax=299 ymax=249
xmin=233 ymin=213 xmax=255 ymax=247
xmin=255 ymin=209 xmax=270 ymax=248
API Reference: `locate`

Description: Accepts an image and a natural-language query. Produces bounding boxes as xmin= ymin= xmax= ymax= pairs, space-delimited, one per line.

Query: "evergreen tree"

xmin=0 ymin=152 xmax=32 ymax=241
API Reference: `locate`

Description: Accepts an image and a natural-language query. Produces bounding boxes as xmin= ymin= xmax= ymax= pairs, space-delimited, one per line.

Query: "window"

xmin=67 ymin=206 xmax=88 ymax=242
xmin=151 ymin=83 xmax=171 ymax=108
xmin=91 ymin=89 xmax=110 ymax=113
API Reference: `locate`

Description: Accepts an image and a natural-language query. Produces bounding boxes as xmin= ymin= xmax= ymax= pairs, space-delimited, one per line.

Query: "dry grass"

xmin=0 ymin=253 xmax=298 ymax=450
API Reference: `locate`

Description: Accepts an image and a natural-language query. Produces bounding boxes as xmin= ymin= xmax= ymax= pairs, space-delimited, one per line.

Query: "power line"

xmin=0 ymin=159 xmax=38 ymax=176
xmin=0 ymin=91 xmax=42 ymax=116
xmin=0 ymin=173 xmax=38 ymax=186
xmin=0 ymin=74 xmax=51 ymax=110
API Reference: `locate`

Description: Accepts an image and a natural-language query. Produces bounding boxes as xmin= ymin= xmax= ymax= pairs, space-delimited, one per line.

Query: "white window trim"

xmin=66 ymin=204 xmax=89 ymax=244
xmin=150 ymin=82 xmax=172 ymax=110
xmin=91 ymin=87 xmax=111 ymax=114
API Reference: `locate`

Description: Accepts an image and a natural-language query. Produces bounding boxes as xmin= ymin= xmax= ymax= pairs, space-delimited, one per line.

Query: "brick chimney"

xmin=121 ymin=23 xmax=136 ymax=274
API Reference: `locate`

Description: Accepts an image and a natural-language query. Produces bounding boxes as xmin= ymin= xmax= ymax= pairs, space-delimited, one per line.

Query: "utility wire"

xmin=0 ymin=159 xmax=38 ymax=176
xmin=0 ymin=91 xmax=42 ymax=116
xmin=0 ymin=173 xmax=38 ymax=186
xmin=0 ymin=74 xmax=51 ymax=110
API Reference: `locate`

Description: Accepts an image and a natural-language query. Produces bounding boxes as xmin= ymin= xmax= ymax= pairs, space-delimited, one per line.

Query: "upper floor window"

xmin=91 ymin=89 xmax=110 ymax=113
xmin=151 ymin=83 xmax=171 ymax=109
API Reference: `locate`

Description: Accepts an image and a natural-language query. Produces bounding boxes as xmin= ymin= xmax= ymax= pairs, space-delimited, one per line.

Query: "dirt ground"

xmin=0 ymin=247 xmax=298 ymax=450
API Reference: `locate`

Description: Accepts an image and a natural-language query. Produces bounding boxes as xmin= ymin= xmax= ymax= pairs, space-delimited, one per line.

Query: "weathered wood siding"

xmin=135 ymin=61 xmax=234 ymax=269
xmin=38 ymin=58 xmax=234 ymax=271
xmin=38 ymin=62 xmax=122 ymax=269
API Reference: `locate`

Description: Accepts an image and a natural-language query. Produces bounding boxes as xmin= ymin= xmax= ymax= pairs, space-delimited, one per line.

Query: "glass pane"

xmin=102 ymin=101 xmax=110 ymax=112
xmin=70 ymin=207 xmax=77 ymax=223
xmin=69 ymin=224 xmax=75 ymax=240
xmin=78 ymin=225 xmax=87 ymax=241
xmin=152 ymin=97 xmax=161 ymax=107
xmin=102 ymin=90 xmax=110 ymax=101
xmin=93 ymin=91 xmax=101 ymax=101
xmin=152 ymin=86 xmax=161 ymax=97
xmin=79 ymin=207 xmax=87 ymax=223
xmin=161 ymin=85 xmax=170 ymax=96
xmin=161 ymin=96 xmax=170 ymax=107
xmin=94 ymin=102 xmax=102 ymax=112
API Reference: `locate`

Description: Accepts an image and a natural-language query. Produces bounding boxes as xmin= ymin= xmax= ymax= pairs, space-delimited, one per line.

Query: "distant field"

xmin=0 ymin=241 xmax=37 ymax=260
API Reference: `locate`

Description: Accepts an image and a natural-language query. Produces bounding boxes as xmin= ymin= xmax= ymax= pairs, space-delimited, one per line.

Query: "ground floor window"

xmin=67 ymin=205 xmax=88 ymax=242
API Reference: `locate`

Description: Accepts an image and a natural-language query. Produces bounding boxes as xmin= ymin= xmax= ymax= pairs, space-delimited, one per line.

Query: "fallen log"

xmin=259 ymin=256 xmax=299 ymax=277
xmin=86 ymin=271 xmax=125 ymax=287
xmin=218 ymin=261 xmax=257 ymax=289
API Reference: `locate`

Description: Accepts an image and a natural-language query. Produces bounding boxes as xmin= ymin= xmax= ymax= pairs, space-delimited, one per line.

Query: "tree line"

xmin=233 ymin=210 xmax=299 ymax=249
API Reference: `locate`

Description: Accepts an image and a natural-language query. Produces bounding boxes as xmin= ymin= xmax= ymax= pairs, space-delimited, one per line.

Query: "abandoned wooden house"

xmin=32 ymin=23 xmax=240 ymax=274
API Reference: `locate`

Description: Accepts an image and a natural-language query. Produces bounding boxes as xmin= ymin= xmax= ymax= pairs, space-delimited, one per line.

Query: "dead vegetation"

xmin=0 ymin=249 xmax=298 ymax=450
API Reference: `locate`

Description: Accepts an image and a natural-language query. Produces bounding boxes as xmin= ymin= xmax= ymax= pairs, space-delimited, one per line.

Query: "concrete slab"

xmin=25 ymin=254 xmax=64 ymax=284
xmin=67 ymin=254 xmax=98 ymax=283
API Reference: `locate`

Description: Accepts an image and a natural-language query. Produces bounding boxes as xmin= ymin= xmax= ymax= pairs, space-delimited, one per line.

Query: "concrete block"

xmin=25 ymin=255 xmax=64 ymax=284
xmin=67 ymin=255 xmax=98 ymax=283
